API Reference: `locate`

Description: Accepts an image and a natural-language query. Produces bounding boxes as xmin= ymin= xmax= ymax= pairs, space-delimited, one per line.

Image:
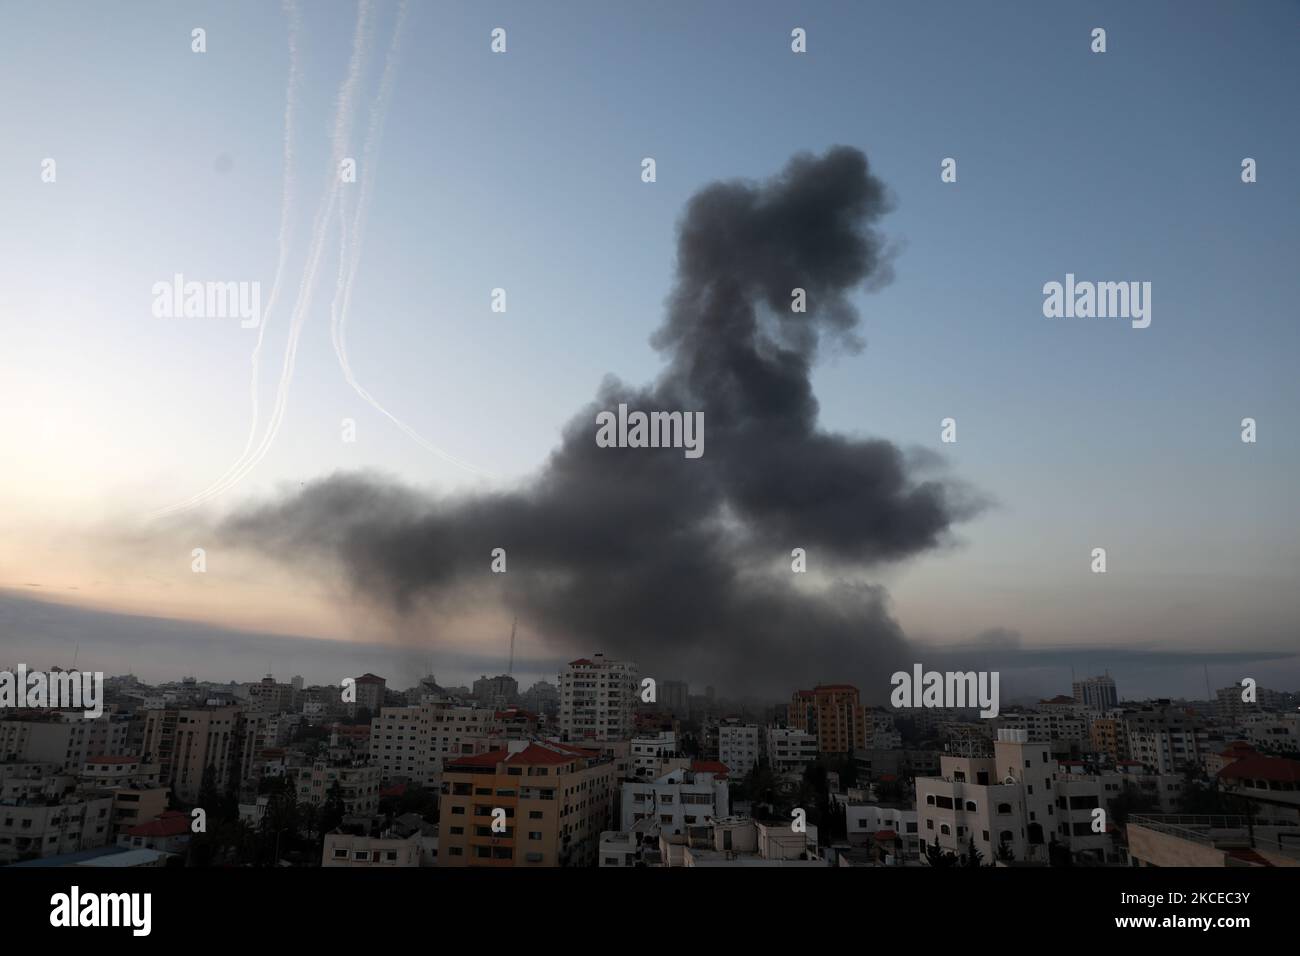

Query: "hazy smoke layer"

xmin=226 ymin=146 xmax=979 ymax=696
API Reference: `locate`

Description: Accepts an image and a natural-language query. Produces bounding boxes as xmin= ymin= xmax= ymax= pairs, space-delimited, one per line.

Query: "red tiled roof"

xmin=568 ymin=658 xmax=594 ymax=666
xmin=380 ymin=783 xmax=407 ymax=798
xmin=1219 ymin=755 xmax=1300 ymax=785
xmin=448 ymin=741 xmax=594 ymax=770
xmin=127 ymin=810 xmax=191 ymax=838
xmin=356 ymin=673 xmax=386 ymax=684
xmin=873 ymin=829 xmax=897 ymax=841
xmin=879 ymin=773 xmax=898 ymax=782
xmin=691 ymin=760 xmax=730 ymax=778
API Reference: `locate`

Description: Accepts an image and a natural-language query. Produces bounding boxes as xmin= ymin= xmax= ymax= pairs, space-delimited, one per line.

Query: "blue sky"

xmin=0 ymin=1 xmax=1296 ymax=694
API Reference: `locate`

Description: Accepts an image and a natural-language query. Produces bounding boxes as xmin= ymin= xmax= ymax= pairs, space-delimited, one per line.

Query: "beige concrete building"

xmin=141 ymin=705 xmax=240 ymax=802
xmin=323 ymin=830 xmax=422 ymax=867
xmin=0 ymin=792 xmax=114 ymax=864
xmin=558 ymin=655 xmax=638 ymax=743
xmin=915 ymin=728 xmax=1057 ymax=863
xmin=438 ymin=739 xmax=616 ymax=867
xmin=0 ymin=714 xmax=129 ymax=769
xmin=371 ymin=702 xmax=504 ymax=787
xmin=295 ymin=761 xmax=382 ymax=815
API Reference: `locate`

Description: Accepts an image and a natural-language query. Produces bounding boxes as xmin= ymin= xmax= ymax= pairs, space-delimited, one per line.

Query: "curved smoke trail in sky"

xmin=329 ymin=0 xmax=488 ymax=479
xmin=151 ymin=0 xmax=377 ymax=517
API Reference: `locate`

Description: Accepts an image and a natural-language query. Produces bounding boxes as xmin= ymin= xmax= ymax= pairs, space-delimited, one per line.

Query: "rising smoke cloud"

xmin=224 ymin=146 xmax=983 ymax=697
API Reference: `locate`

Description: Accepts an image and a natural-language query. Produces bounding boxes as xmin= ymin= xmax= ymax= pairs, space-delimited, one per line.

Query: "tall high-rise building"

xmin=660 ymin=680 xmax=690 ymax=717
xmin=141 ymin=705 xmax=240 ymax=802
xmin=349 ymin=673 xmax=387 ymax=718
xmin=790 ymin=685 xmax=867 ymax=755
xmin=558 ymin=655 xmax=637 ymax=742
xmin=1072 ymin=674 xmax=1119 ymax=712
xmin=472 ymin=674 xmax=519 ymax=709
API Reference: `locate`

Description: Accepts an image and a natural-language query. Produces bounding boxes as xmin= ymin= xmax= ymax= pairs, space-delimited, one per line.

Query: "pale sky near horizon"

xmin=0 ymin=1 xmax=1297 ymax=694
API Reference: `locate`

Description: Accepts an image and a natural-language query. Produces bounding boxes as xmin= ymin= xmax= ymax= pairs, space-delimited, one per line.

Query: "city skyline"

xmin=3 ymin=4 xmax=1297 ymax=710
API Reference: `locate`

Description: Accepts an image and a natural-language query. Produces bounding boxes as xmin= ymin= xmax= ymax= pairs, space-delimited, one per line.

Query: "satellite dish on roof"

xmin=1003 ymin=775 xmax=1017 ymax=786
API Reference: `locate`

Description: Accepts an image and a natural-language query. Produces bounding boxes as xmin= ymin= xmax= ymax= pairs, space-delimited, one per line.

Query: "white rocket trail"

xmin=151 ymin=0 xmax=377 ymax=516
xmin=150 ymin=0 xmax=306 ymax=518
xmin=329 ymin=0 xmax=488 ymax=478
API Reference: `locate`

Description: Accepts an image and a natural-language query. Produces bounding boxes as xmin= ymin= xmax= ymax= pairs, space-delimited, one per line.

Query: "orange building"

xmin=790 ymin=685 xmax=867 ymax=755
xmin=437 ymin=740 xmax=616 ymax=867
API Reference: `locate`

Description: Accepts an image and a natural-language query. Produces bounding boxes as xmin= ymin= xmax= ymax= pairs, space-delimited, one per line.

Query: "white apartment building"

xmin=996 ymin=712 xmax=1088 ymax=748
xmin=718 ymin=724 xmax=760 ymax=777
xmin=766 ymin=728 xmax=818 ymax=773
xmin=915 ymin=728 xmax=1058 ymax=864
xmin=1127 ymin=726 xmax=1207 ymax=774
xmin=322 ymin=831 xmax=421 ymax=867
xmin=631 ymin=731 xmax=678 ymax=775
xmin=370 ymin=702 xmax=503 ymax=788
xmin=1239 ymin=714 xmax=1300 ymax=755
xmin=621 ymin=768 xmax=729 ymax=835
xmin=840 ymin=801 xmax=920 ymax=860
xmin=0 ymin=792 xmax=114 ymax=864
xmin=558 ymin=655 xmax=637 ymax=743
xmin=1073 ymin=675 xmax=1119 ymax=711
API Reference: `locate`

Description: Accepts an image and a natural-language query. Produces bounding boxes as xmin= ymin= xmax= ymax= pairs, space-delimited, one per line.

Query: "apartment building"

xmin=370 ymin=701 xmax=504 ymax=788
xmin=437 ymin=739 xmax=616 ymax=867
xmin=718 ymin=723 xmax=760 ymax=777
xmin=77 ymin=755 xmax=158 ymax=790
xmin=140 ymin=705 xmax=241 ymax=802
xmin=660 ymin=680 xmax=690 ymax=717
xmin=1073 ymin=674 xmax=1119 ymax=711
xmin=790 ymin=685 xmax=867 ymax=754
xmin=1088 ymin=716 xmax=1128 ymax=763
xmin=0 ymin=792 xmax=114 ymax=864
xmin=349 ymin=674 xmax=387 ymax=718
xmin=630 ymin=731 xmax=678 ymax=775
xmin=1124 ymin=711 xmax=1208 ymax=774
xmin=558 ymin=655 xmax=637 ymax=742
xmin=247 ymin=675 xmax=295 ymax=715
xmin=996 ymin=712 xmax=1088 ymax=750
xmin=1215 ymin=684 xmax=1295 ymax=722
xmin=839 ymin=801 xmax=921 ymax=860
xmin=766 ymin=727 xmax=818 ymax=773
xmin=295 ymin=761 xmax=383 ymax=815
xmin=915 ymin=728 xmax=1058 ymax=864
xmin=323 ymin=831 xmax=422 ymax=867
xmin=0 ymin=713 xmax=129 ymax=769
xmin=621 ymin=767 xmax=730 ymax=834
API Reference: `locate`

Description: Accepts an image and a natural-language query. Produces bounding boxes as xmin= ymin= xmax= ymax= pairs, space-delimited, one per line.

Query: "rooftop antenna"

xmin=508 ymin=616 xmax=517 ymax=677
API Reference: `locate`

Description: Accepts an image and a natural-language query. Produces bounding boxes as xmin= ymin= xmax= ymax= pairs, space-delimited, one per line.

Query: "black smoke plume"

xmin=225 ymin=146 xmax=981 ymax=697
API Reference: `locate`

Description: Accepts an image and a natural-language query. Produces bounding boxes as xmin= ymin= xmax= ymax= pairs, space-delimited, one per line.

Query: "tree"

xmin=318 ymin=780 xmax=347 ymax=836
xmin=996 ymin=839 xmax=1014 ymax=863
xmin=1108 ymin=781 xmax=1159 ymax=830
xmin=924 ymin=834 xmax=959 ymax=868
xmin=196 ymin=764 xmax=221 ymax=817
xmin=964 ymin=835 xmax=983 ymax=868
